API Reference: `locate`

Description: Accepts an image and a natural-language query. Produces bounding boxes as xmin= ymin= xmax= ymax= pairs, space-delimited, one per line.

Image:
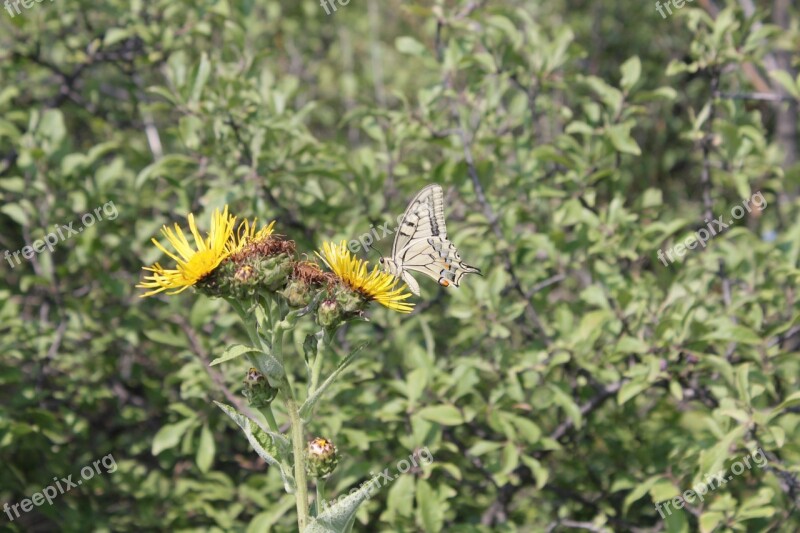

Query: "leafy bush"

xmin=1 ymin=1 xmax=799 ymax=531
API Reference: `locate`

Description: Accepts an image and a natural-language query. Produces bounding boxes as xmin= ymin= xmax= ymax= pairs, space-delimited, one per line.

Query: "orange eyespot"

xmin=440 ymin=279 xmax=450 ymax=287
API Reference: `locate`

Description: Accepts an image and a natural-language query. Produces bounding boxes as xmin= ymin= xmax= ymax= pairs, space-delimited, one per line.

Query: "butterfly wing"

xmin=398 ymin=236 xmax=481 ymax=291
xmin=398 ymin=269 xmax=420 ymax=296
xmin=391 ymin=184 xmax=480 ymax=294
xmin=392 ymin=184 xmax=447 ymax=258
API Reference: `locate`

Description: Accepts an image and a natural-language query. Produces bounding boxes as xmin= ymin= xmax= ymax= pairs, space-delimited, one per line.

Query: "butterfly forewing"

xmin=392 ymin=184 xmax=447 ymax=257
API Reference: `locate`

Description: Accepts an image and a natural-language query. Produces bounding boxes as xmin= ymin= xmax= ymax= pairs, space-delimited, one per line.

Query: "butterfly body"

xmin=380 ymin=184 xmax=481 ymax=296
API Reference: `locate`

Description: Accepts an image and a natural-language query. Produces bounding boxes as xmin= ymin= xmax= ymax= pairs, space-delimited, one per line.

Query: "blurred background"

xmin=1 ymin=0 xmax=799 ymax=531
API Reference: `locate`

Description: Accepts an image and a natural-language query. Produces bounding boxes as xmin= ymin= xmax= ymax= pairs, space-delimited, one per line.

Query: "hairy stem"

xmin=283 ymin=382 xmax=309 ymax=530
xmin=316 ymin=477 xmax=327 ymax=516
xmin=260 ymin=405 xmax=280 ymax=433
xmin=309 ymin=331 xmax=327 ymax=394
xmin=272 ymin=312 xmax=309 ymax=529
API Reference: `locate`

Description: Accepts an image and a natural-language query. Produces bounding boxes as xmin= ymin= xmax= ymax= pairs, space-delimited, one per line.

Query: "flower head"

xmin=137 ymin=206 xmax=237 ymax=297
xmin=228 ymin=218 xmax=276 ymax=255
xmin=306 ymin=437 xmax=339 ymax=478
xmin=316 ymin=240 xmax=414 ymax=313
xmin=242 ymin=367 xmax=277 ymax=407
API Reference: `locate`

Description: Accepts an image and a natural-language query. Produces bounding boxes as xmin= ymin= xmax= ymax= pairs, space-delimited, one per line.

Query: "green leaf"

xmin=623 ymin=475 xmax=660 ymax=514
xmin=143 ymin=329 xmax=187 ymax=348
xmin=247 ymin=496 xmax=296 ymax=533
xmin=487 ymin=15 xmax=522 ymax=49
xmin=152 ymin=418 xmax=196 ymax=456
xmin=196 ymin=423 xmax=215 ymax=473
xmin=135 ymin=154 xmax=197 ymax=189
xmin=210 ymin=344 xmax=260 ymax=366
xmin=616 ymin=336 xmax=649 ymax=354
xmin=618 ymin=379 xmax=649 ymax=405
xmin=699 ymin=511 xmax=724 ymax=533
xmin=416 ymin=405 xmax=464 ymax=426
xmin=696 ymin=425 xmax=746 ymax=483
xmin=608 ymin=123 xmax=641 ymax=155
xmin=384 ymin=474 xmax=415 ymax=523
xmin=548 ymin=384 xmax=582 ymax=429
xmin=768 ymin=391 xmax=800 ymax=421
xmin=416 ymin=479 xmax=443 ymax=532
xmin=305 ymin=477 xmax=379 ymax=533
xmin=620 ymin=56 xmax=641 ymax=92
xmin=769 ymin=70 xmax=800 ymax=100
xmin=303 ymin=332 xmax=319 ymax=365
xmin=300 ymin=341 xmax=368 ymax=419
xmin=214 ymin=402 xmax=294 ymax=492
xmin=0 ymin=203 xmax=28 ymax=226
xmin=736 ymin=363 xmax=750 ymax=406
xmin=103 ymin=28 xmax=131 ymax=47
xmin=190 ymin=52 xmax=211 ymax=103
xmin=702 ymin=325 xmax=762 ymax=346
xmin=395 ymin=36 xmax=427 ymax=56
xmin=521 ymin=455 xmax=549 ymax=489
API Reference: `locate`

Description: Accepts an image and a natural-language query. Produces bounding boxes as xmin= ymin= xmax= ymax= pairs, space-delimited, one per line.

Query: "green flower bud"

xmin=281 ymin=279 xmax=312 ymax=308
xmin=242 ymin=367 xmax=277 ymax=407
xmin=196 ymin=253 xmax=294 ymax=300
xmin=335 ymin=285 xmax=365 ymax=314
xmin=317 ymin=299 xmax=341 ymax=328
xmin=258 ymin=253 xmax=293 ymax=291
xmin=306 ymin=437 xmax=338 ymax=479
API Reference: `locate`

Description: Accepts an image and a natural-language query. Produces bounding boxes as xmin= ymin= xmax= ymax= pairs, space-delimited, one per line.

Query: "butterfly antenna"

xmin=366 ymin=241 xmax=385 ymax=258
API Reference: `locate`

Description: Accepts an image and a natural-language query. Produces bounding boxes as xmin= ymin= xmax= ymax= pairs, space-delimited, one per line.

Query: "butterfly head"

xmin=379 ymin=256 xmax=399 ymax=276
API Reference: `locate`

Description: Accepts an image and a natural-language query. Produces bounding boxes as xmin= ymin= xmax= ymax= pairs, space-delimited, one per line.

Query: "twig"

xmin=481 ymin=381 xmax=624 ymax=525
xmin=450 ymin=103 xmax=553 ymax=346
xmin=174 ymin=316 xmax=260 ymax=422
xmin=714 ymin=91 xmax=794 ymax=102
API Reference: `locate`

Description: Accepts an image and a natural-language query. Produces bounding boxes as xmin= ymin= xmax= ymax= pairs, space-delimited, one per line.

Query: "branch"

xmin=174 ymin=316 xmax=261 ymax=422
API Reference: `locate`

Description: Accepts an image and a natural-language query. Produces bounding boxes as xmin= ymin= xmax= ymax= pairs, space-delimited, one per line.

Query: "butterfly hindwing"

xmin=399 ymin=236 xmax=481 ymax=291
xmin=392 ymin=184 xmax=447 ymax=257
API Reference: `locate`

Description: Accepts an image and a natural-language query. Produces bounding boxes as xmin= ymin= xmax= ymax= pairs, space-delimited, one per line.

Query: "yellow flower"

xmin=137 ymin=206 xmax=237 ymax=297
xmin=228 ymin=218 xmax=276 ymax=254
xmin=316 ymin=240 xmax=414 ymax=313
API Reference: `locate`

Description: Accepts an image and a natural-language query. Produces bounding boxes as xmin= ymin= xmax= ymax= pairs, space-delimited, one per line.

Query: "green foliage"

xmin=2 ymin=0 xmax=800 ymax=531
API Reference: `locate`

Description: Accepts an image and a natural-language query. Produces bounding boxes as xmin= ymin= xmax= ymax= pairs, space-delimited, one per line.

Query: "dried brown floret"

xmin=230 ymin=236 xmax=296 ymax=263
xmin=293 ymin=260 xmax=336 ymax=286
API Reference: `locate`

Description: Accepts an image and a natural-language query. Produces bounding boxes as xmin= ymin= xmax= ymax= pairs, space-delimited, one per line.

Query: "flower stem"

xmin=283 ymin=383 xmax=309 ymax=530
xmin=273 ymin=317 xmax=309 ymax=530
xmin=259 ymin=405 xmax=280 ymax=433
xmin=310 ymin=342 xmax=325 ymax=394
xmin=316 ymin=477 xmax=327 ymax=516
xmin=309 ymin=330 xmax=331 ymax=394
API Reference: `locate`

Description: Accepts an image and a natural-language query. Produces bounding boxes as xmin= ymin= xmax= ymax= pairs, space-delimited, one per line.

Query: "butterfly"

xmin=379 ymin=184 xmax=481 ymax=296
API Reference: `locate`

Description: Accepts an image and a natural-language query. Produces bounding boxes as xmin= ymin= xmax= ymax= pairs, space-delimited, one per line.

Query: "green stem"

xmin=309 ymin=330 xmax=331 ymax=395
xmin=309 ymin=340 xmax=325 ymax=394
xmin=272 ymin=316 xmax=309 ymax=530
xmin=231 ymin=301 xmax=262 ymax=348
xmin=259 ymin=405 xmax=280 ymax=433
xmin=283 ymin=381 xmax=309 ymax=530
xmin=316 ymin=477 xmax=327 ymax=516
